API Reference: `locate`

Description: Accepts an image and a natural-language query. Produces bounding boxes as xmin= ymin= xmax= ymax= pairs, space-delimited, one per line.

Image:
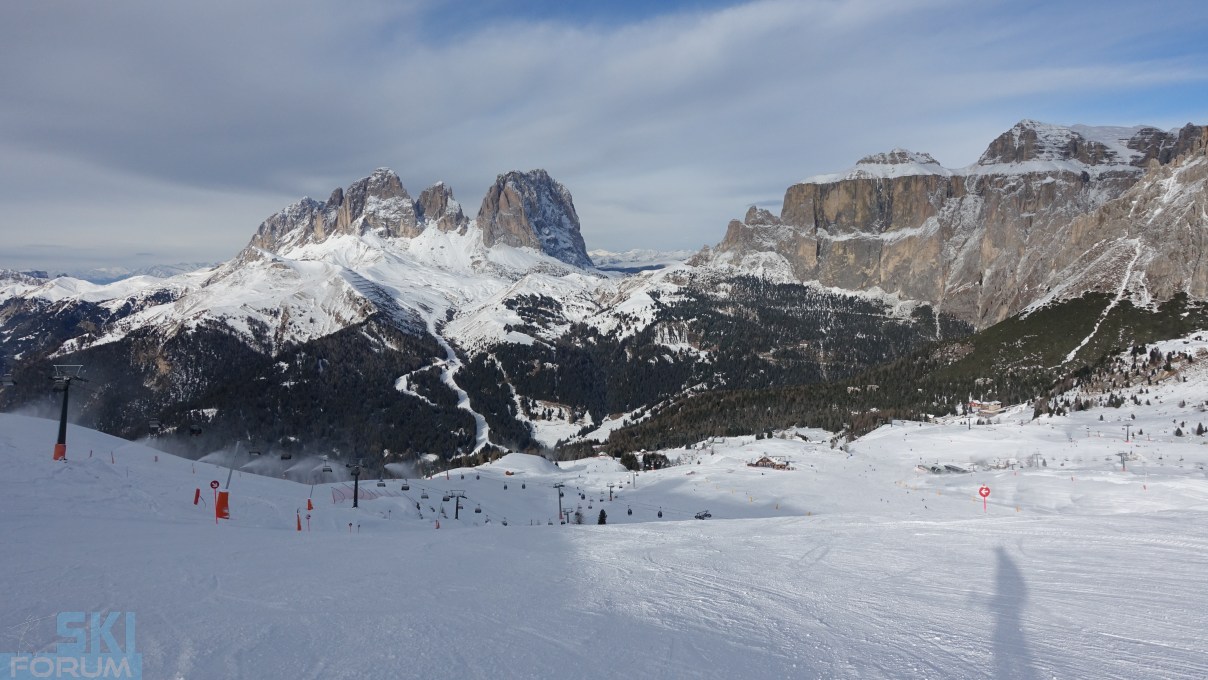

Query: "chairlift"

xmin=147 ymin=419 xmax=160 ymax=435
xmin=627 ymin=506 xmax=632 ymax=516
xmin=401 ymin=481 xmax=410 ymax=491
xmin=280 ymin=452 xmax=293 ymax=460
xmin=658 ymin=507 xmax=663 ymax=518
xmin=52 ymin=376 xmax=67 ymax=392
xmin=474 ymin=505 xmax=482 ymax=514
xmin=420 ymin=490 xmax=429 ymax=499
xmin=441 ymin=494 xmax=451 ymax=502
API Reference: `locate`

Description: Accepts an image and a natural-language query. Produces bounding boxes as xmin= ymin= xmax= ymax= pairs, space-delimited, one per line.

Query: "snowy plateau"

xmin=3 ymin=334 xmax=1208 ymax=679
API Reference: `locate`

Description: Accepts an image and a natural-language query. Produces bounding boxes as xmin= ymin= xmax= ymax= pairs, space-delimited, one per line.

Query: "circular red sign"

xmin=978 ymin=485 xmax=990 ymax=498
xmin=210 ymin=480 xmax=220 ymax=490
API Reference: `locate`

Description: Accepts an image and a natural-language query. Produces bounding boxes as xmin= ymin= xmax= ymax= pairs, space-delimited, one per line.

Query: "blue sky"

xmin=1 ymin=0 xmax=1206 ymax=273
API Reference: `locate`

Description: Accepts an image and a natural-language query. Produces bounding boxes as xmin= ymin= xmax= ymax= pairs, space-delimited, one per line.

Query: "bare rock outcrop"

xmin=476 ymin=169 xmax=592 ymax=268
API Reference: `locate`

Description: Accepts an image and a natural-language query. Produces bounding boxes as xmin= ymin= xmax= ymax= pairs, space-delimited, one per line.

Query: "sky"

xmin=1 ymin=0 xmax=1207 ymax=273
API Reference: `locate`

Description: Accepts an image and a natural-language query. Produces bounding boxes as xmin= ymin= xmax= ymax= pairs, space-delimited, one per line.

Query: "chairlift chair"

xmin=52 ymin=376 xmax=67 ymax=392
xmin=280 ymin=452 xmax=293 ymax=460
xmin=249 ymin=449 xmax=261 ymax=457
xmin=441 ymin=494 xmax=451 ymax=502
xmin=320 ymin=455 xmax=333 ymax=473
xmin=420 ymin=490 xmax=429 ymax=499
xmin=376 ymin=479 xmax=386 ymax=488
xmin=147 ymin=418 xmax=160 ymax=435
xmin=474 ymin=505 xmax=482 ymax=514
xmin=401 ymin=481 xmax=410 ymax=491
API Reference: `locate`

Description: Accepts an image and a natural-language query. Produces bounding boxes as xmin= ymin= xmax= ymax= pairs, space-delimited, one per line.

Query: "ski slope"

xmin=3 ymin=347 xmax=1208 ymax=678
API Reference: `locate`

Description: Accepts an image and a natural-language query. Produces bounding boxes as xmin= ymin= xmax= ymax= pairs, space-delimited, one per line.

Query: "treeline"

xmin=598 ymin=291 xmax=1208 ymax=453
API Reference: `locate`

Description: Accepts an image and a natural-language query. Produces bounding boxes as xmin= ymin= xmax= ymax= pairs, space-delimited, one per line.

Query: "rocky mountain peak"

xmin=976 ymin=120 xmax=1123 ymax=167
xmin=417 ymin=182 xmax=468 ymax=233
xmin=804 ymin=148 xmax=951 ymax=184
xmin=340 ymin=168 xmax=419 ymax=238
xmin=476 ymin=169 xmax=592 ymax=268
xmin=246 ymin=168 xmax=423 ymax=253
xmin=743 ymin=206 xmax=781 ymax=226
xmin=856 ymin=149 xmax=941 ymax=167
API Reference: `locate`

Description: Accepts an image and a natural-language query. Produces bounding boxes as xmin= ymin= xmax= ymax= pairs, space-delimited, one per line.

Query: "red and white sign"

xmin=978 ymin=485 xmax=990 ymax=512
xmin=210 ymin=480 xmax=220 ymax=490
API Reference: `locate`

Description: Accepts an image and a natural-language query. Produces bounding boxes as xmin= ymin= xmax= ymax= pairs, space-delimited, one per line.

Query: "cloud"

xmin=1 ymin=0 xmax=1206 ymax=269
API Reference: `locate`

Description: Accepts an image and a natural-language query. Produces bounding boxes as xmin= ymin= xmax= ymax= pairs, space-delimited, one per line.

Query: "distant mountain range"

xmin=20 ymin=262 xmax=217 ymax=284
xmin=2 ymin=119 xmax=1205 ymax=463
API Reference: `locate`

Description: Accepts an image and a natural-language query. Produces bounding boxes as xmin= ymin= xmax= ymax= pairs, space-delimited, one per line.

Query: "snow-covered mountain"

xmin=0 ymin=165 xmax=958 ymax=457
xmin=588 ymin=248 xmax=696 ymax=271
xmin=5 ymin=119 xmax=1204 ymax=460
xmin=700 ymin=120 xmax=1207 ymax=328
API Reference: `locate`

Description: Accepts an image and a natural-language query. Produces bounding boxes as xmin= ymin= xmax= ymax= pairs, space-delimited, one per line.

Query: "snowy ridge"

xmin=805 ymin=148 xmax=952 ymax=183
xmin=804 ymin=122 xmax=1170 ymax=185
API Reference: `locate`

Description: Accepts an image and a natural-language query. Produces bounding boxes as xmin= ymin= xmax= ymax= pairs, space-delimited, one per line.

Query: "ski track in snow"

xmin=428 ymin=317 xmax=490 ymax=452
xmin=1061 ymin=239 xmax=1142 ymax=365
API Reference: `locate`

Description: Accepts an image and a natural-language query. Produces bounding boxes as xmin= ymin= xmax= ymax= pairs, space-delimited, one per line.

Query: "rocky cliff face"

xmin=477 ymin=170 xmax=593 ymax=268
xmin=246 ymin=168 xmax=590 ymax=268
xmin=248 ymin=168 xmax=426 ymax=252
xmin=417 ymin=182 xmax=469 ymax=234
xmin=706 ymin=120 xmax=1206 ymax=328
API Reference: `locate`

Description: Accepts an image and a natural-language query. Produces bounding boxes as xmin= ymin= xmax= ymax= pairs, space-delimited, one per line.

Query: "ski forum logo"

xmin=2 ymin=612 xmax=141 ymax=679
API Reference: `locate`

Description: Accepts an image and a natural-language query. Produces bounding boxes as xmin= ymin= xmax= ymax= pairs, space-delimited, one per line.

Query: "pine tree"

xmin=597 ymin=509 xmax=607 ymax=525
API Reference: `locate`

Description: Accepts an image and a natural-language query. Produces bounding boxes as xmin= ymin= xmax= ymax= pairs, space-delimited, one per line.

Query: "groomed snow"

xmin=3 ymin=334 xmax=1208 ymax=678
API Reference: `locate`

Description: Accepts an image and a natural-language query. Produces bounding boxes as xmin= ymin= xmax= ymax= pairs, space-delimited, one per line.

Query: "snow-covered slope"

xmin=4 ymin=333 xmax=1208 ymax=678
